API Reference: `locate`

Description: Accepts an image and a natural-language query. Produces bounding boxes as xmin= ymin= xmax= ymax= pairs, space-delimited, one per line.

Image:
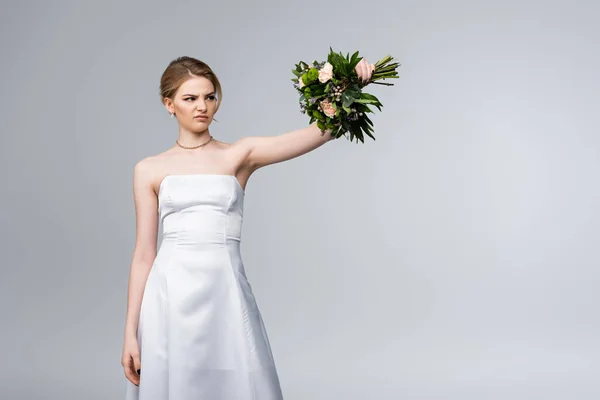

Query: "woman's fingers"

xmin=362 ymin=59 xmax=369 ymax=82
xmin=354 ymin=59 xmax=361 ymax=79
xmin=133 ymin=352 xmax=141 ymax=376
xmin=355 ymin=58 xmax=368 ymax=82
xmin=364 ymin=59 xmax=374 ymax=82
xmin=355 ymin=58 xmax=374 ymax=83
xmin=123 ymin=355 xmax=140 ymax=386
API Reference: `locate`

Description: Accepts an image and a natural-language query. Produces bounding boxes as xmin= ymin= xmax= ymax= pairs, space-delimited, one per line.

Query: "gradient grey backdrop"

xmin=1 ymin=0 xmax=599 ymax=399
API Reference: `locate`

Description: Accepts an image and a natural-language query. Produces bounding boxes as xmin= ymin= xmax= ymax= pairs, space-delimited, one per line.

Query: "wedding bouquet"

xmin=291 ymin=47 xmax=400 ymax=143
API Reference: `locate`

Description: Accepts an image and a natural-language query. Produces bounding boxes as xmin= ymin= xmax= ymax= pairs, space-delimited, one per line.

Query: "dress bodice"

xmin=157 ymin=174 xmax=245 ymax=247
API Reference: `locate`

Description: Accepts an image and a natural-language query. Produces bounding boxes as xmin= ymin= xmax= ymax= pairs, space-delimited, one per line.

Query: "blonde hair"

xmin=159 ymin=56 xmax=223 ymax=120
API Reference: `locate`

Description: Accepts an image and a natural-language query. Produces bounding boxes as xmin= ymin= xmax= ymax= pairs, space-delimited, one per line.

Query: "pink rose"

xmin=319 ymin=99 xmax=336 ymax=118
xmin=318 ymin=62 xmax=333 ymax=83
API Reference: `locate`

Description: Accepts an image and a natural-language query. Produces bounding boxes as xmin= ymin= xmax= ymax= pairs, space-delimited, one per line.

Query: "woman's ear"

xmin=162 ymin=97 xmax=174 ymax=114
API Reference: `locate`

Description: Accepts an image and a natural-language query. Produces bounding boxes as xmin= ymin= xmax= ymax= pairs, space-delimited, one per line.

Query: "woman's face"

xmin=166 ymin=76 xmax=218 ymax=130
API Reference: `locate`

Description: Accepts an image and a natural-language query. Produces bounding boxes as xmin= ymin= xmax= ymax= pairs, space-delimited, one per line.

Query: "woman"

xmin=122 ymin=55 xmax=375 ymax=399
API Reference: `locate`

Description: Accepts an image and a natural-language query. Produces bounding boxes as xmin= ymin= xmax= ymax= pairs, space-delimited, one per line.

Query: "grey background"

xmin=1 ymin=0 xmax=599 ymax=399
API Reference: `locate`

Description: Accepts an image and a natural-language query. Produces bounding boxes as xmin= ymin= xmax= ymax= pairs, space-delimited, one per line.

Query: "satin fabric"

xmin=125 ymin=174 xmax=283 ymax=400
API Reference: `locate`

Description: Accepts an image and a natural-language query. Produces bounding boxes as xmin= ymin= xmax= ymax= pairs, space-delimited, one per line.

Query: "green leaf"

xmin=354 ymin=98 xmax=377 ymax=105
xmin=341 ymin=92 xmax=355 ymax=108
xmin=358 ymin=117 xmax=376 ymax=140
xmin=345 ymin=83 xmax=361 ymax=99
xmin=353 ymin=103 xmax=373 ymax=113
xmin=359 ymin=92 xmax=380 ymax=101
xmin=350 ymin=51 xmax=360 ymax=66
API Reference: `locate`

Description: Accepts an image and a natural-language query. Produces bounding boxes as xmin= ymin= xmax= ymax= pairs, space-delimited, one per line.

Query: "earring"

xmin=170 ymin=112 xmax=175 ymax=118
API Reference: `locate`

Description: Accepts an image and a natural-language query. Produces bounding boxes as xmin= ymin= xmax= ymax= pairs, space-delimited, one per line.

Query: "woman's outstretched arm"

xmin=235 ymin=122 xmax=334 ymax=171
xmin=234 ymin=57 xmax=375 ymax=171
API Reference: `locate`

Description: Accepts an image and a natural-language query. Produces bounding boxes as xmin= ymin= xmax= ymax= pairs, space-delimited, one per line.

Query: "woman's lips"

xmin=194 ymin=116 xmax=208 ymax=120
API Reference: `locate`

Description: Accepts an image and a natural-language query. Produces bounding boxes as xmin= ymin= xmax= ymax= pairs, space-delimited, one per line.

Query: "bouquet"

xmin=291 ymin=47 xmax=400 ymax=143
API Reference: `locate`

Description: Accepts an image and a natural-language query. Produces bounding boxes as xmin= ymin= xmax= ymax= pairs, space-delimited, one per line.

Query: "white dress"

xmin=125 ymin=174 xmax=283 ymax=400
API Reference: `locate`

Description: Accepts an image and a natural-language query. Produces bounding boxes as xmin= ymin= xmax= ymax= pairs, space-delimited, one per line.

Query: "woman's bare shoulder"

xmin=133 ymin=151 xmax=176 ymax=194
xmin=135 ymin=151 xmax=171 ymax=172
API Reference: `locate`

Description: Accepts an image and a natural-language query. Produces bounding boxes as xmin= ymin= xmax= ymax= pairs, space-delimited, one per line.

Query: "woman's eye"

xmin=208 ymin=96 xmax=215 ymax=100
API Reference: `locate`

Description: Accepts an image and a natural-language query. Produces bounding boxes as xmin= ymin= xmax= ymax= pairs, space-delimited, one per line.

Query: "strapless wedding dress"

xmin=125 ymin=174 xmax=283 ymax=400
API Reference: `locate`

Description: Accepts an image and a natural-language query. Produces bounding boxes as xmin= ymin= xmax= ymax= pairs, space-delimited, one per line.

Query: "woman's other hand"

xmin=121 ymin=336 xmax=141 ymax=386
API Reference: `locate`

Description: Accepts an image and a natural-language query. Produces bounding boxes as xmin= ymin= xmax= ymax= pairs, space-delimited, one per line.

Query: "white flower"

xmin=319 ymin=99 xmax=336 ymax=118
xmin=318 ymin=62 xmax=333 ymax=83
xmin=297 ymin=76 xmax=305 ymax=88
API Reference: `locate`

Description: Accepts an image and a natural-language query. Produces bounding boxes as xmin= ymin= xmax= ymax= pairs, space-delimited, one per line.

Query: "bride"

xmin=122 ymin=55 xmax=374 ymax=399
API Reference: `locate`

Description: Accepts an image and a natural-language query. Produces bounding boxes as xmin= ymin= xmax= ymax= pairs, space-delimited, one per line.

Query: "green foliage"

xmin=292 ymin=48 xmax=401 ymax=143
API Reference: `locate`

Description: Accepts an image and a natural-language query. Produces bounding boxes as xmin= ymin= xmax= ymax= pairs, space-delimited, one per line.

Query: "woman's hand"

xmin=355 ymin=57 xmax=375 ymax=83
xmin=121 ymin=336 xmax=141 ymax=386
